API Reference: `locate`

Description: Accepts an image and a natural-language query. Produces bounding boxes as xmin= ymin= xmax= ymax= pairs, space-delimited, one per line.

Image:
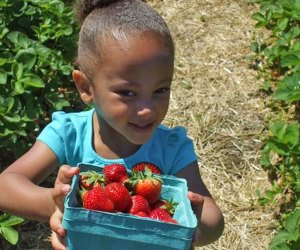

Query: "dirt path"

xmin=156 ymin=0 xmax=276 ymax=249
xmin=4 ymin=1 xmax=276 ymax=249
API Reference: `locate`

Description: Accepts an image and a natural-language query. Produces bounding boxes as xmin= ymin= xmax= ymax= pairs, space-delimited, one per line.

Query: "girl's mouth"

xmin=128 ymin=122 xmax=155 ymax=131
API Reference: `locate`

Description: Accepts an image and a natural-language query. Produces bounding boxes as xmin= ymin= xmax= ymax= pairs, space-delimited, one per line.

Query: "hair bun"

xmin=91 ymin=0 xmax=119 ymax=8
xmin=75 ymin=0 xmax=120 ymax=24
xmin=75 ymin=0 xmax=149 ymax=25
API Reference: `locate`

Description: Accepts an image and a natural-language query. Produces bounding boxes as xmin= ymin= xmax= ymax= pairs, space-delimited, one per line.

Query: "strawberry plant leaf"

xmin=4 ymin=114 xmax=21 ymax=123
xmin=12 ymin=62 xmax=24 ymax=80
xmin=251 ymin=12 xmax=267 ymax=22
xmin=0 ymin=215 xmax=24 ymax=227
xmin=270 ymin=121 xmax=300 ymax=145
xmin=285 ymin=209 xmax=300 ymax=233
xmin=270 ymin=230 xmax=299 ymax=248
xmin=15 ymin=48 xmax=36 ymax=70
xmin=0 ymin=226 xmax=19 ymax=245
xmin=270 ymin=240 xmax=291 ymax=250
xmin=6 ymin=31 xmax=33 ymax=49
xmin=281 ymin=52 xmax=300 ymax=68
xmin=277 ymin=17 xmax=289 ymax=31
xmin=0 ymin=68 xmax=7 ymax=84
xmin=281 ymin=124 xmax=299 ymax=145
xmin=0 ymin=213 xmax=24 ymax=245
xmin=22 ymin=73 xmax=45 ymax=88
xmin=267 ymin=138 xmax=289 ymax=155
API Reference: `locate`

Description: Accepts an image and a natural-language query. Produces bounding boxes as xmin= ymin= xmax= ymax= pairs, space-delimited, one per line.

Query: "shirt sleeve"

xmin=164 ymin=126 xmax=198 ymax=175
xmin=36 ymin=111 xmax=71 ymax=165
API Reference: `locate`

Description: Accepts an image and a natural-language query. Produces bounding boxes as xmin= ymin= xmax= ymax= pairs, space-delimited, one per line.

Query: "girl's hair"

xmin=74 ymin=0 xmax=174 ymax=77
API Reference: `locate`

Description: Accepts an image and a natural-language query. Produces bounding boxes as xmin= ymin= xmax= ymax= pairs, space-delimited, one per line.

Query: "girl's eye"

xmin=118 ymin=90 xmax=135 ymax=97
xmin=155 ymin=87 xmax=170 ymax=94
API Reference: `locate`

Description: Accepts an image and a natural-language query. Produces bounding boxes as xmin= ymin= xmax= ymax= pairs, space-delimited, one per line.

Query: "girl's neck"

xmin=92 ymin=112 xmax=141 ymax=159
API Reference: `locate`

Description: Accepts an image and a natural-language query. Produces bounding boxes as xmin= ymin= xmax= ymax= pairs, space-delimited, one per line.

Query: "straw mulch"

xmin=152 ymin=0 xmax=276 ymax=249
xmin=7 ymin=0 xmax=276 ymax=249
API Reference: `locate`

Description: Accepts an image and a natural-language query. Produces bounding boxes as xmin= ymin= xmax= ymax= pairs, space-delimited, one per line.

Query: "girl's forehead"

xmin=84 ymin=32 xmax=174 ymax=79
xmin=89 ymin=34 xmax=174 ymax=83
xmin=101 ymin=33 xmax=173 ymax=60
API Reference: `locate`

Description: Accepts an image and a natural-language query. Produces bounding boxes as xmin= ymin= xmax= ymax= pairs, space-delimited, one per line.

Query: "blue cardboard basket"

xmin=62 ymin=163 xmax=197 ymax=250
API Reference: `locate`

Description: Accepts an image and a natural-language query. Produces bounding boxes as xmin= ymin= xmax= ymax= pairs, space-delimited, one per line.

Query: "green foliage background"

xmin=251 ymin=0 xmax=300 ymax=249
xmin=0 ymin=0 xmax=82 ymax=169
xmin=0 ymin=0 xmax=82 ymax=245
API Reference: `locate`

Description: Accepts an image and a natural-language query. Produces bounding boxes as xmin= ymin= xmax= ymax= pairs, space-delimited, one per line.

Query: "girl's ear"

xmin=72 ymin=70 xmax=93 ymax=104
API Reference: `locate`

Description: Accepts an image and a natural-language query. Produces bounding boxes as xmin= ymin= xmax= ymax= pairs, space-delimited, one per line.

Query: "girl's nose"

xmin=137 ymin=99 xmax=155 ymax=117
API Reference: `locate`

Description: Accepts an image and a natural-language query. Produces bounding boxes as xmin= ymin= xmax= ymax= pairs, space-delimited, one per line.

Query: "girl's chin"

xmin=126 ymin=130 xmax=154 ymax=145
xmin=127 ymin=134 xmax=152 ymax=145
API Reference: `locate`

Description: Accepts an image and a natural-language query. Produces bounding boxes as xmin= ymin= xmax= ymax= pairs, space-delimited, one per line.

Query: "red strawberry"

xmin=149 ymin=208 xmax=170 ymax=221
xmin=103 ymin=164 xmax=128 ymax=184
xmin=132 ymin=167 xmax=162 ymax=204
xmin=119 ymin=174 xmax=129 ymax=184
xmin=134 ymin=211 xmax=148 ymax=217
xmin=105 ymin=182 xmax=130 ymax=212
xmin=163 ymin=217 xmax=178 ymax=224
xmin=132 ymin=163 xmax=162 ymax=175
xmin=79 ymin=171 xmax=104 ymax=190
xmin=82 ymin=186 xmax=114 ymax=212
xmin=152 ymin=198 xmax=178 ymax=216
xmin=126 ymin=195 xmax=150 ymax=215
xmin=149 ymin=208 xmax=178 ymax=224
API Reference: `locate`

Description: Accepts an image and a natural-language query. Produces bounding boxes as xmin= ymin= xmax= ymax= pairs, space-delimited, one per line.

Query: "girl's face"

xmin=90 ymin=34 xmax=174 ymax=146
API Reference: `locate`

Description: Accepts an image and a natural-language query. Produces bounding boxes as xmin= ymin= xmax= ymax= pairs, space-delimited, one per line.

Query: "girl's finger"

xmin=187 ymin=191 xmax=204 ymax=228
xmin=52 ymin=184 xmax=70 ymax=211
xmin=187 ymin=191 xmax=204 ymax=206
xmin=51 ymin=230 xmax=67 ymax=250
xmin=55 ymin=165 xmax=80 ymax=185
xmin=49 ymin=209 xmax=65 ymax=236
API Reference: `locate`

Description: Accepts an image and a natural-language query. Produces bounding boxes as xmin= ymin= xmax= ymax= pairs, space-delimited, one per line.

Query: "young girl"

xmin=0 ymin=0 xmax=224 ymax=249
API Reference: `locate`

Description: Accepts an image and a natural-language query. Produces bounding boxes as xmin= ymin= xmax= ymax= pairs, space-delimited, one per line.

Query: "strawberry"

xmin=82 ymin=186 xmax=114 ymax=212
xmin=105 ymin=182 xmax=130 ymax=212
xmin=132 ymin=163 xmax=162 ymax=175
xmin=126 ymin=195 xmax=150 ymax=215
xmin=163 ymin=217 xmax=178 ymax=224
xmin=103 ymin=164 xmax=128 ymax=184
xmin=134 ymin=211 xmax=148 ymax=217
xmin=119 ymin=174 xmax=129 ymax=184
xmin=131 ymin=167 xmax=162 ymax=204
xmin=79 ymin=170 xmax=104 ymax=190
xmin=148 ymin=208 xmax=178 ymax=224
xmin=152 ymin=197 xmax=178 ymax=216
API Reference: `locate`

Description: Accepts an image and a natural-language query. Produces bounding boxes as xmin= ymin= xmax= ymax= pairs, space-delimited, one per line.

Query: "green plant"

xmin=251 ymin=0 xmax=300 ymax=94
xmin=273 ymin=72 xmax=300 ymax=103
xmin=260 ymin=121 xmax=300 ymax=201
xmin=269 ymin=209 xmax=300 ymax=250
xmin=0 ymin=0 xmax=80 ymax=163
xmin=251 ymin=1 xmax=300 ymax=249
xmin=258 ymin=121 xmax=300 ymax=250
xmin=0 ymin=0 xmax=81 ymax=246
xmin=0 ymin=213 xmax=24 ymax=245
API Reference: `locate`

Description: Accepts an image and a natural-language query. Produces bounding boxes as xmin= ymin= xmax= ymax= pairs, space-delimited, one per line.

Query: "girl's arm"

xmin=175 ymin=161 xmax=224 ymax=246
xmin=0 ymin=141 xmax=59 ymax=222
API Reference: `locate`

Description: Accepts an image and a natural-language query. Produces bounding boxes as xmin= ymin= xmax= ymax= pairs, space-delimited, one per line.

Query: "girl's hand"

xmin=187 ymin=191 xmax=204 ymax=246
xmin=50 ymin=165 xmax=80 ymax=250
xmin=50 ymin=208 xmax=66 ymax=250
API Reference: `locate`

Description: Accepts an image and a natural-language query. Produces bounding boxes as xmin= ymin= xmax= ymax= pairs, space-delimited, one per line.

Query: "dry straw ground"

xmin=157 ymin=0 xmax=276 ymax=249
xmin=6 ymin=0 xmax=276 ymax=249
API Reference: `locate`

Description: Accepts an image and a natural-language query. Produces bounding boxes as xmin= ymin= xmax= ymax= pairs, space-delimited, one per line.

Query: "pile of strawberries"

xmin=78 ymin=164 xmax=178 ymax=224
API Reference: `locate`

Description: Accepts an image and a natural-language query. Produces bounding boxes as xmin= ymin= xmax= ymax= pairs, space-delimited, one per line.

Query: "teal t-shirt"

xmin=37 ymin=109 xmax=197 ymax=175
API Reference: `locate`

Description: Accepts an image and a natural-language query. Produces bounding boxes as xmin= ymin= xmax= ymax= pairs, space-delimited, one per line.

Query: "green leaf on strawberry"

xmin=79 ymin=170 xmax=104 ymax=190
